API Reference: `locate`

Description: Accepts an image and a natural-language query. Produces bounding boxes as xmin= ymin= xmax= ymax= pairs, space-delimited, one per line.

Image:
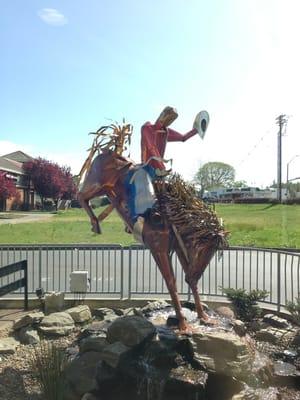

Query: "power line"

xmin=237 ymin=130 xmax=272 ymax=167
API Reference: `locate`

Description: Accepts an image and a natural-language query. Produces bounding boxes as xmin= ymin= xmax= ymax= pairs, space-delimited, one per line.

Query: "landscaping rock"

xmin=66 ymin=305 xmax=92 ymax=323
xmin=256 ymin=327 xmax=296 ymax=345
xmin=93 ymin=307 xmax=116 ymax=319
xmin=0 ymin=337 xmax=20 ymax=354
xmin=166 ymin=308 xmax=198 ymax=327
xmin=99 ymin=341 xmax=131 ymax=368
xmin=248 ymin=319 xmax=268 ymax=332
xmin=232 ymin=320 xmax=247 ymax=336
xmin=95 ymin=360 xmax=118 ymax=388
xmin=215 ymin=306 xmax=235 ymax=319
xmin=164 ymin=366 xmax=207 ymax=399
xmin=44 ymin=291 xmax=65 ymax=313
xmin=79 ymin=334 xmax=108 ymax=353
xmin=112 ymin=308 xmax=124 ymax=316
xmin=263 ymin=313 xmax=290 ymax=329
xmin=123 ymin=307 xmax=143 ymax=317
xmin=13 ymin=311 xmax=44 ymax=330
xmin=246 ymin=352 xmax=274 ymax=386
xmin=232 ymin=387 xmax=286 ymax=400
xmin=78 ymin=321 xmax=108 ymax=341
xmin=81 ymin=393 xmax=98 ymax=400
xmin=39 ymin=312 xmax=75 ymax=336
xmin=291 ymin=329 xmax=300 ymax=346
xmin=273 ymin=360 xmax=300 ymax=387
xmin=140 ymin=300 xmax=170 ymax=315
xmin=18 ymin=327 xmax=40 ymax=345
xmin=107 ymin=316 xmax=156 ymax=347
xmin=192 ymin=330 xmax=252 ymax=379
xmin=64 ymin=351 xmax=100 ymax=400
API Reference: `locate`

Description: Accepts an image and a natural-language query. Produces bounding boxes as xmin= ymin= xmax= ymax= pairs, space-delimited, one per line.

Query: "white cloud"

xmin=38 ymin=8 xmax=68 ymax=26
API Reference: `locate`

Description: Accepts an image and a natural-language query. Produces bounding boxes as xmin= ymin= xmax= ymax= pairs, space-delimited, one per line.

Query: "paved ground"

xmin=0 ymin=212 xmax=54 ymax=225
xmin=0 ymin=308 xmax=29 ymax=334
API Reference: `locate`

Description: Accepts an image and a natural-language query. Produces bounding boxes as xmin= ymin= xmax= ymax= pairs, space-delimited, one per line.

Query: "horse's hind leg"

xmin=174 ymin=243 xmax=209 ymax=321
xmin=185 ymin=244 xmax=218 ymax=322
xmin=152 ymin=250 xmax=187 ymax=331
xmin=78 ymin=191 xmax=101 ymax=234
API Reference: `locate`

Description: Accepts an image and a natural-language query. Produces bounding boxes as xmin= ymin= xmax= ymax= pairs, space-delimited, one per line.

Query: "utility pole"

xmin=275 ymin=114 xmax=288 ymax=203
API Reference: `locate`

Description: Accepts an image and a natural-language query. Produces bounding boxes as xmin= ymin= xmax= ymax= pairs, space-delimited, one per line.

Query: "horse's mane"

xmin=79 ymin=122 xmax=133 ymax=183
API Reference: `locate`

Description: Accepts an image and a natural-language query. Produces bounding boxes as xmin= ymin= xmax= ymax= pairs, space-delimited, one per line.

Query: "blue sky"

xmin=1 ymin=0 xmax=299 ymax=186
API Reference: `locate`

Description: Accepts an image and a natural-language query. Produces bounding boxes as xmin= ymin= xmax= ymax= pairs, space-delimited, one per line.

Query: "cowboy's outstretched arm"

xmin=167 ymin=127 xmax=198 ymax=142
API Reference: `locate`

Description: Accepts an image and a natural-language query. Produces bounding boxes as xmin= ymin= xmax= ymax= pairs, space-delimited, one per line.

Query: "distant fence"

xmin=0 ymin=245 xmax=299 ymax=312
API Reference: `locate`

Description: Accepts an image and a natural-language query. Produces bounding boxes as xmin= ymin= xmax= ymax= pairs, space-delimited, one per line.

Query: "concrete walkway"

xmin=0 ymin=212 xmax=55 ymax=225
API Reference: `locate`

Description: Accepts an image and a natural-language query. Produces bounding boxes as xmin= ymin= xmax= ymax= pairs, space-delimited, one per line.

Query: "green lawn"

xmin=0 ymin=204 xmax=299 ymax=248
xmin=215 ymin=204 xmax=300 ymax=248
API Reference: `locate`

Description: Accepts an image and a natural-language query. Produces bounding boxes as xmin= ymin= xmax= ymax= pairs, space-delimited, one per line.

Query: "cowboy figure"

xmin=141 ymin=106 xmax=200 ymax=177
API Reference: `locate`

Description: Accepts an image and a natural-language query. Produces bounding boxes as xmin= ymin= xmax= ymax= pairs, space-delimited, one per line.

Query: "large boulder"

xmin=192 ymin=331 xmax=253 ymax=379
xmin=79 ymin=334 xmax=108 ymax=353
xmin=44 ymin=291 xmax=65 ymax=313
xmin=99 ymin=341 xmax=131 ymax=368
xmin=0 ymin=337 xmax=20 ymax=354
xmin=13 ymin=311 xmax=44 ymax=330
xmin=107 ymin=316 xmax=156 ymax=347
xmin=64 ymin=351 xmax=100 ymax=400
xmin=215 ymin=306 xmax=235 ymax=320
xmin=164 ymin=366 xmax=208 ymax=399
xmin=19 ymin=327 xmax=40 ymax=345
xmin=39 ymin=312 xmax=75 ymax=336
xmin=66 ymin=305 xmax=92 ymax=323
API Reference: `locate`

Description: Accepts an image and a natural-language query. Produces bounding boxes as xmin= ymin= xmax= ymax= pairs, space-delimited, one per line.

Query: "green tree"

xmin=232 ymin=180 xmax=248 ymax=188
xmin=194 ymin=161 xmax=235 ymax=195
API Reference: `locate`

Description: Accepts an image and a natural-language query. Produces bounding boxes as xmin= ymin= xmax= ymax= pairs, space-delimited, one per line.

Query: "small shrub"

xmin=30 ymin=341 xmax=69 ymax=400
xmin=286 ymin=297 xmax=300 ymax=325
xmin=222 ymin=287 xmax=269 ymax=321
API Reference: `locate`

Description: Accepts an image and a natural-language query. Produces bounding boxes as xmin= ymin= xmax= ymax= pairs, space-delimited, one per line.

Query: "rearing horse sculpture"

xmin=78 ymin=144 xmax=227 ymax=331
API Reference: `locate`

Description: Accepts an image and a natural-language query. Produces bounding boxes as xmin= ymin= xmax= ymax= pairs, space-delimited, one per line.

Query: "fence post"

xmin=277 ymin=252 xmax=281 ymax=313
xmin=120 ymin=247 xmax=124 ymax=300
xmin=38 ymin=248 xmax=42 ymax=289
xmin=24 ymin=260 xmax=28 ymax=310
xmin=128 ymin=247 xmax=132 ymax=300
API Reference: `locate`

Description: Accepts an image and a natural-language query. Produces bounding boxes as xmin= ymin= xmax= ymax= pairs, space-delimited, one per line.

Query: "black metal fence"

xmin=0 ymin=260 xmax=28 ymax=309
xmin=0 ymin=244 xmax=299 ymax=312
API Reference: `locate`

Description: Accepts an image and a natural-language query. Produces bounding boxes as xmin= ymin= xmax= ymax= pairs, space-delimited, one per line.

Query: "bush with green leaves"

xmin=30 ymin=341 xmax=69 ymax=400
xmin=222 ymin=287 xmax=269 ymax=321
xmin=286 ymin=297 xmax=300 ymax=325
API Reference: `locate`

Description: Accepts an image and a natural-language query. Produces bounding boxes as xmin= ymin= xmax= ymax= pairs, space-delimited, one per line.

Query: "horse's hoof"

xmin=91 ymin=225 xmax=101 ymax=234
xmin=200 ymin=317 xmax=218 ymax=326
xmin=176 ymin=321 xmax=193 ymax=335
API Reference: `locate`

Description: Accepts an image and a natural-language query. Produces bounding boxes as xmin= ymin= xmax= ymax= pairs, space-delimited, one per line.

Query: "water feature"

xmin=65 ymin=304 xmax=300 ymax=400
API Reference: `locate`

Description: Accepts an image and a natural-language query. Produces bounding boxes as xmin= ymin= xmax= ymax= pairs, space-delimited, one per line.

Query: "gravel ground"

xmin=0 ymin=329 xmax=78 ymax=400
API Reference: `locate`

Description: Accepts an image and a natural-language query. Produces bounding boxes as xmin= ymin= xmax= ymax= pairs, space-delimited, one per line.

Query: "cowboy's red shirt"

xmin=141 ymin=121 xmax=197 ymax=170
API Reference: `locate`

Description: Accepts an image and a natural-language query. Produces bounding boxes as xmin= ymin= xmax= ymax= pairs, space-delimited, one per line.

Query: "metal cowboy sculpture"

xmin=78 ymin=108 xmax=227 ymax=331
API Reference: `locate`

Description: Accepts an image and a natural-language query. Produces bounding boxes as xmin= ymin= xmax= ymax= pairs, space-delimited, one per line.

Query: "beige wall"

xmin=5 ymin=188 xmax=24 ymax=211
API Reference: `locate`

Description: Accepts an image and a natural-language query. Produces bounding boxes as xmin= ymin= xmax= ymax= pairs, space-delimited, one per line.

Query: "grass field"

xmin=0 ymin=204 xmax=299 ymax=248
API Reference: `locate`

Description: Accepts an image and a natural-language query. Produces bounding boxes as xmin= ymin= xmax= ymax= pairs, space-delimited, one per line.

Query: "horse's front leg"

xmin=78 ymin=191 xmax=101 ymax=234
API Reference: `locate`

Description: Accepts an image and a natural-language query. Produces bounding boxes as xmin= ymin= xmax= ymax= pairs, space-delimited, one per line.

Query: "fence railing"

xmin=0 ymin=260 xmax=28 ymax=309
xmin=0 ymin=244 xmax=299 ymax=312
